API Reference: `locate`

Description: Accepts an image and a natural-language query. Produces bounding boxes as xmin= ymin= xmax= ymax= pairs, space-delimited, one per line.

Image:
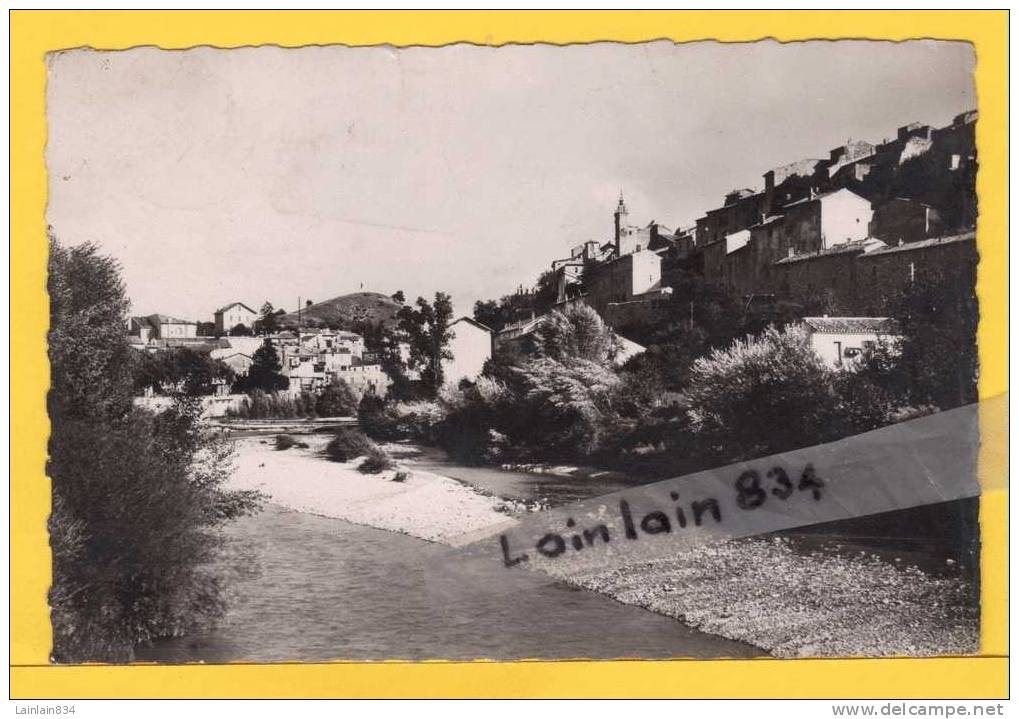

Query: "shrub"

xmin=684 ymin=325 xmax=841 ymax=462
xmin=392 ymin=470 xmax=410 ymax=483
xmin=227 ymin=390 xmax=318 ymax=419
xmin=358 ymin=446 xmax=395 ymax=474
xmin=275 ymin=434 xmax=297 ymax=450
xmin=325 ymin=427 xmax=375 ymax=462
xmin=315 ymin=380 xmax=358 ymax=417
xmin=358 ymin=394 xmax=443 ymax=442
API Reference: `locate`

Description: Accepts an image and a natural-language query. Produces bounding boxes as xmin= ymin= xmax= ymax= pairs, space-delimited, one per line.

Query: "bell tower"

xmin=614 ymin=190 xmax=629 ymax=251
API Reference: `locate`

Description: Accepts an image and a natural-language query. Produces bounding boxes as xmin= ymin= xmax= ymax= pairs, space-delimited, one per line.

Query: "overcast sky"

xmin=46 ymin=40 xmax=975 ymax=320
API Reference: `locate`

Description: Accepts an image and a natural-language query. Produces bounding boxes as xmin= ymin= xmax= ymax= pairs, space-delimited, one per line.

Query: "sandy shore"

xmin=227 ymin=435 xmax=511 ymax=543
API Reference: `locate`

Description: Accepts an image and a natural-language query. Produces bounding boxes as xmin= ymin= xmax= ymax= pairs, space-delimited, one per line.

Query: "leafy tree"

xmin=473 ymin=299 xmax=508 ymax=333
xmin=391 ymin=290 xmax=405 ymax=304
xmin=235 ymin=339 xmax=289 ymax=392
xmin=132 ymin=348 xmax=235 ymax=397
xmin=315 ymin=380 xmax=359 ymax=417
xmin=47 ymin=236 xmax=260 ymax=662
xmin=257 ymin=301 xmax=278 ymax=334
xmin=196 ymin=321 xmax=217 ymax=337
xmin=471 ymin=268 xmax=560 ymax=333
xmin=509 ymin=358 xmax=622 ymax=457
xmin=305 ymin=299 xmax=313 ymax=308
xmin=48 ymin=236 xmax=134 ymax=420
xmin=890 ymin=268 xmax=978 ymax=410
xmin=531 ymin=304 xmax=620 ymax=365
xmin=684 ymin=325 xmax=841 ymax=462
xmin=229 ymin=322 xmax=252 ymax=337
xmin=397 ymin=292 xmax=455 ymax=395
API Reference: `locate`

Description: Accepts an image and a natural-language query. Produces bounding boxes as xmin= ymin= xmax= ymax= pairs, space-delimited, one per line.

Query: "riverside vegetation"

xmin=47 ymin=237 xmax=263 ymax=662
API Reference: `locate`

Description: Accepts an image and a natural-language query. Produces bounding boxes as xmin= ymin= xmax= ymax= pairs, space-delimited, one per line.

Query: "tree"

xmin=397 ymin=292 xmax=455 ymax=395
xmin=509 ymin=357 xmax=622 ymax=457
xmin=235 ymin=339 xmax=289 ymax=392
xmin=229 ymin=322 xmax=252 ymax=337
xmin=305 ymin=299 xmax=313 ymax=308
xmin=196 ymin=321 xmax=217 ymax=337
xmin=890 ymin=268 xmax=979 ymax=410
xmin=132 ymin=348 xmax=235 ymax=397
xmin=48 ymin=236 xmax=134 ymax=421
xmin=530 ymin=304 xmax=620 ymax=365
xmin=315 ymin=380 xmax=359 ymax=417
xmin=391 ymin=290 xmax=405 ymax=304
xmin=473 ymin=299 xmax=508 ymax=333
xmin=258 ymin=301 xmax=278 ymax=334
xmin=47 ymin=236 xmax=260 ymax=662
xmin=684 ymin=325 xmax=842 ymax=462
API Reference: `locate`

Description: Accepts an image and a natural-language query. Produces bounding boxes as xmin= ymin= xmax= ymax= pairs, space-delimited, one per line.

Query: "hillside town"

xmin=504 ymin=110 xmax=976 ymax=362
xmin=124 ymin=110 xmax=977 ymax=416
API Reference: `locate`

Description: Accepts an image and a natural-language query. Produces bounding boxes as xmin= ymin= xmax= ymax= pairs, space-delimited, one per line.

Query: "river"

xmin=137 ymin=446 xmax=764 ymax=663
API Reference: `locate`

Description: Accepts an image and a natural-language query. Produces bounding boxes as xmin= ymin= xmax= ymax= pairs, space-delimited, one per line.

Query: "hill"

xmin=277 ymin=292 xmax=404 ymax=331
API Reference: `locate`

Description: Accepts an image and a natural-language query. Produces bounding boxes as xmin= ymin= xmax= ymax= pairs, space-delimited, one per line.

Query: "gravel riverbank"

xmin=568 ymin=537 xmax=979 ymax=658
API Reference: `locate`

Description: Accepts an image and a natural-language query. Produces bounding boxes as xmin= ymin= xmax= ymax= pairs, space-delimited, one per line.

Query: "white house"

xmin=441 ymin=317 xmax=492 ymax=386
xmin=129 ymin=314 xmax=198 ymax=343
xmin=802 ymin=316 xmax=900 ymax=369
xmin=214 ymin=302 xmax=258 ymax=334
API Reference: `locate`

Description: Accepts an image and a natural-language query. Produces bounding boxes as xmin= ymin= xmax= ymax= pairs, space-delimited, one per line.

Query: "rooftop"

xmin=215 ymin=302 xmax=256 ymax=315
xmin=858 ymin=231 xmax=975 ymax=257
xmin=803 ymin=317 xmax=899 ymax=335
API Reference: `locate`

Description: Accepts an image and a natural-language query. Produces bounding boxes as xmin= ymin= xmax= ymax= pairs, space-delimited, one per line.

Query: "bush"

xmin=325 ymin=427 xmax=375 ymax=462
xmin=358 ymin=394 xmax=442 ymax=442
xmin=227 ymin=390 xmax=318 ymax=419
xmin=275 ymin=434 xmax=297 ymax=450
xmin=684 ymin=325 xmax=841 ymax=462
xmin=48 ymin=402 xmax=262 ymax=663
xmin=316 ymin=380 xmax=359 ymax=417
xmin=358 ymin=446 xmax=395 ymax=474
xmin=392 ymin=470 xmax=410 ymax=483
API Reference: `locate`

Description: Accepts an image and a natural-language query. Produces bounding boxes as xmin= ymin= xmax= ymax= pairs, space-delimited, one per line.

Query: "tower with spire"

xmin=614 ymin=190 xmax=629 ymax=251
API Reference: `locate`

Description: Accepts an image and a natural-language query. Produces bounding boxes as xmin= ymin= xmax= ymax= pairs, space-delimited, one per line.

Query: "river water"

xmin=137 ymin=446 xmax=763 ymax=662
xmin=406 ymin=446 xmax=651 ymax=505
xmin=138 ymin=505 xmax=762 ymax=663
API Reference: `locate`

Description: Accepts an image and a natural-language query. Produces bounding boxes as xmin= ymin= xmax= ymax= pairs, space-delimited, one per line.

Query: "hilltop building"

xmin=214 ymin=302 xmax=258 ymax=334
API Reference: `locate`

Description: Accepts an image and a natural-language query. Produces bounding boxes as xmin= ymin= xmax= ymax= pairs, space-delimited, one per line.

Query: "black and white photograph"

xmin=45 ymin=39 xmax=981 ymax=664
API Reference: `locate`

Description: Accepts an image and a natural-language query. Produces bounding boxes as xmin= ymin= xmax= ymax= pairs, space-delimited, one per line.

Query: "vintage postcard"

xmin=11 ymin=9 xmax=1009 ymax=702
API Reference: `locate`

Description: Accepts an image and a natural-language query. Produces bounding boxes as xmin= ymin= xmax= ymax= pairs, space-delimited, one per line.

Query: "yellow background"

xmin=10 ymin=9 xmax=1008 ymax=698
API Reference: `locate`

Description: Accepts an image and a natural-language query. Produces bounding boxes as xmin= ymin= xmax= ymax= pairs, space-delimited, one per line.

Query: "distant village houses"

xmin=538 ymin=110 xmax=977 ymax=337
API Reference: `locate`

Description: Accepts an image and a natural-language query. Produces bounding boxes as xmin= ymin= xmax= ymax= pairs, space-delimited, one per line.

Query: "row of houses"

xmin=129 ymin=308 xmax=495 ymax=397
xmin=542 ymin=111 xmax=978 ymax=355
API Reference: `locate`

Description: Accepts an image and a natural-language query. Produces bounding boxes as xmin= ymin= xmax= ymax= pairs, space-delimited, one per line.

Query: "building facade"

xmin=214 ymin=302 xmax=258 ymax=334
xmin=441 ymin=317 xmax=493 ymax=386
